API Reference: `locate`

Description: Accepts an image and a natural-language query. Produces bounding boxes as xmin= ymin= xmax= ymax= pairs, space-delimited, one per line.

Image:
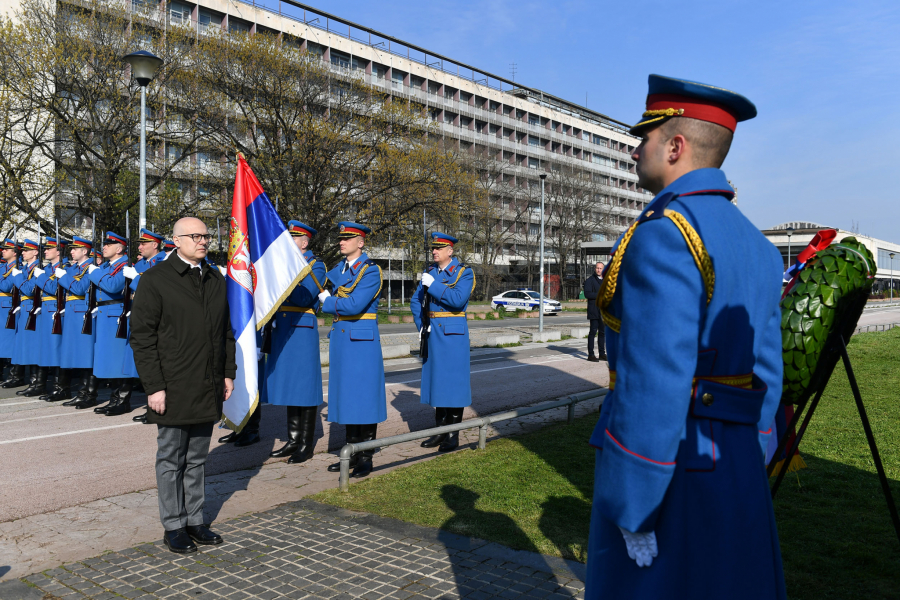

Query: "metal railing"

xmin=338 ymin=388 xmax=607 ymax=491
xmin=856 ymin=322 xmax=900 ymax=334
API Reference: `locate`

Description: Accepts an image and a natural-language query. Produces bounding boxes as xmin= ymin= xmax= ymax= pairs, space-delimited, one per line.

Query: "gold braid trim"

xmin=444 ymin=264 xmax=476 ymax=296
xmin=663 ymin=210 xmax=715 ymax=304
xmin=306 ymin=259 xmax=324 ymax=292
xmin=335 ymin=262 xmax=383 ymax=307
xmin=642 ymin=108 xmax=685 ymax=117
xmin=596 ymin=211 xmax=714 ymax=333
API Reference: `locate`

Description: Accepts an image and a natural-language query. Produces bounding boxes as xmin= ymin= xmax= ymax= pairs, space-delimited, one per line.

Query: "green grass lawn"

xmin=313 ymin=329 xmax=900 ymax=599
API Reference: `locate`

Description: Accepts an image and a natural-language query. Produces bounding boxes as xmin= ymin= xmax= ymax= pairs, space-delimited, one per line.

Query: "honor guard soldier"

xmin=584 ymin=75 xmax=786 ymax=599
xmin=411 ymin=232 xmax=475 ymax=452
xmin=34 ymin=238 xmax=68 ymax=400
xmin=13 ymin=240 xmax=46 ymax=396
xmin=77 ymin=232 xmax=131 ymax=412
xmin=0 ymin=239 xmax=21 ymax=385
xmin=318 ymin=222 xmax=386 ymax=478
xmin=264 ymin=221 xmax=327 ymax=464
xmin=56 ymin=236 xmax=97 ymax=406
xmin=121 ymin=228 xmax=168 ymax=423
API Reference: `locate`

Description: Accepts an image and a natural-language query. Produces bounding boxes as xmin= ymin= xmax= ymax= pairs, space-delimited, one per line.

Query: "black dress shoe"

xmin=93 ymin=400 xmax=112 ymax=414
xmin=133 ymin=411 xmax=148 ymax=423
xmin=327 ymin=454 xmax=359 ymax=472
xmin=186 ymin=524 xmax=223 ymax=545
xmin=163 ymin=529 xmax=197 ymax=554
xmin=598 ymin=353 xmax=608 ymax=360
xmin=72 ymin=397 xmax=99 ymax=409
xmin=218 ymin=431 xmax=237 ymax=444
xmin=587 ymin=355 xmax=600 ymax=362
xmin=351 ymin=454 xmax=373 ymax=478
xmin=233 ymin=430 xmax=260 ymax=447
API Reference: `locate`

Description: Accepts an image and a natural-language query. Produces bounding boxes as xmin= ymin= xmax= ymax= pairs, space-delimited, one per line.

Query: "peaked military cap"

xmin=21 ymin=239 xmax=39 ymax=250
xmin=104 ymin=231 xmax=126 ymax=245
xmin=431 ymin=232 xmax=458 ymax=248
xmin=1 ymin=238 xmax=16 ymax=250
xmin=138 ymin=228 xmax=163 ymax=244
xmin=46 ymin=237 xmax=67 ymax=249
xmin=337 ymin=221 xmax=370 ymax=239
xmin=288 ymin=220 xmax=317 ymax=238
xmin=163 ymin=239 xmax=176 ymax=251
xmin=630 ymin=74 xmax=757 ymax=135
xmin=71 ymin=236 xmax=92 ymax=249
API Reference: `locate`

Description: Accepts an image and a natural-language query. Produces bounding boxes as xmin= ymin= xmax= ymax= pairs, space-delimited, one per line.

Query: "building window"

xmin=878 ymin=248 xmax=897 ymax=271
xmin=528 ymin=115 xmax=539 ymax=126
xmin=331 ymin=50 xmax=350 ymax=69
xmin=528 ymin=157 xmax=540 ymax=169
xmin=170 ymin=2 xmax=191 ymax=26
xmin=528 ymin=135 xmax=540 ymax=147
xmin=198 ymin=11 xmax=222 ymax=33
xmin=229 ymin=19 xmax=250 ymax=34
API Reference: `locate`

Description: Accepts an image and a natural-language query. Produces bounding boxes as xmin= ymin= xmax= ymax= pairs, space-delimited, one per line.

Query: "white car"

xmin=490 ymin=289 xmax=562 ymax=314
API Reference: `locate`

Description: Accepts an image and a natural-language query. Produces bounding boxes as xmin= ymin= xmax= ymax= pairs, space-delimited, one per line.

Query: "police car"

xmin=490 ymin=289 xmax=562 ymax=314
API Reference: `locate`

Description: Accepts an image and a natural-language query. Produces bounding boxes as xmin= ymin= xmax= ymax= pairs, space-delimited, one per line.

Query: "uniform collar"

xmin=153 ymin=251 xmax=167 ymax=262
xmin=109 ymin=255 xmax=128 ymax=267
xmin=651 ymin=168 xmax=734 ymax=203
xmin=343 ymin=253 xmax=367 ymax=274
xmin=303 ymin=250 xmax=315 ymax=261
xmin=436 ymin=257 xmax=458 ymax=274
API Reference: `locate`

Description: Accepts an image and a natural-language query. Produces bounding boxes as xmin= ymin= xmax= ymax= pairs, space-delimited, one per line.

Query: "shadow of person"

xmin=538 ymin=496 xmax=591 ymax=562
xmin=0 ymin=565 xmax=9 ymax=578
xmin=437 ymin=485 xmax=576 ymax=598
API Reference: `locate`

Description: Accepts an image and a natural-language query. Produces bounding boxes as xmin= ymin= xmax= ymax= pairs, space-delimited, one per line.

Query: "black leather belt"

xmin=97 ymin=299 xmax=124 ymax=307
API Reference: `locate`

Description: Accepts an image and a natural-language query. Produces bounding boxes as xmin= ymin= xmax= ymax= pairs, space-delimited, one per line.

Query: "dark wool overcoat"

xmin=131 ymin=254 xmax=237 ymax=426
xmin=583 ymin=274 xmax=603 ymax=320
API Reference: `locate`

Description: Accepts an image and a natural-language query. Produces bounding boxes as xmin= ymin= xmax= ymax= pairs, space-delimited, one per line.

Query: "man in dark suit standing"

xmin=583 ymin=262 xmax=606 ymax=362
xmin=131 ymin=217 xmax=236 ymax=554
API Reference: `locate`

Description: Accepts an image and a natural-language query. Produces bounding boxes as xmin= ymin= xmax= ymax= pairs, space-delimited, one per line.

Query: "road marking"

xmin=0 ymin=399 xmax=45 ymax=407
xmin=0 ymin=410 xmax=97 ymax=425
xmin=0 ymin=422 xmax=142 ymax=445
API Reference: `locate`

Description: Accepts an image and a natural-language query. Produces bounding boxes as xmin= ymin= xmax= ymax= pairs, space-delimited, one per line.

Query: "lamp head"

xmin=786 ymin=226 xmax=794 ymax=237
xmin=891 ymin=252 xmax=896 ymax=259
xmin=123 ymin=50 xmax=163 ymax=87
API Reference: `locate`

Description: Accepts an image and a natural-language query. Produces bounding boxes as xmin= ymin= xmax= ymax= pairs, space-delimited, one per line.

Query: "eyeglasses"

xmin=175 ymin=233 xmax=213 ymax=243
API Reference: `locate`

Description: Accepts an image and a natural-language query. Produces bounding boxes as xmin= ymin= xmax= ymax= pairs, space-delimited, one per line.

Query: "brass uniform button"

xmin=702 ymin=393 xmax=714 ymax=406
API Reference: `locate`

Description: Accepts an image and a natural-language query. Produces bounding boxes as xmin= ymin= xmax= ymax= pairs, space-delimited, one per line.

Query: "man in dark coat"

xmin=583 ymin=262 xmax=606 ymax=361
xmin=131 ymin=217 xmax=236 ymax=554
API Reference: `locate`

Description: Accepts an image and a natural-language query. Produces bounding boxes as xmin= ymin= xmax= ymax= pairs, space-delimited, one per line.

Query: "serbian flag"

xmin=223 ymin=155 xmax=310 ymax=431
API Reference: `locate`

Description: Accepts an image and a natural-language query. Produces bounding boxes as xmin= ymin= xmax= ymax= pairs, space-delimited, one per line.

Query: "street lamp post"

xmin=123 ymin=50 xmax=163 ymax=231
xmin=539 ymin=173 xmax=547 ymax=334
xmin=786 ymin=226 xmax=794 ymax=268
xmin=890 ymin=252 xmax=896 ymax=305
xmin=388 ymin=234 xmax=392 ymax=314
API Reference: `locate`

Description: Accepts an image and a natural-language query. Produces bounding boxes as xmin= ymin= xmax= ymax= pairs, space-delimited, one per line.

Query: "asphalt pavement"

xmin=318 ymin=312 xmax=588 ymax=338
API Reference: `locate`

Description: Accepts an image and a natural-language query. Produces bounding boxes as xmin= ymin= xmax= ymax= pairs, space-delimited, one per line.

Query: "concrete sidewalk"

xmin=0 ymin=393 xmax=604 ymax=593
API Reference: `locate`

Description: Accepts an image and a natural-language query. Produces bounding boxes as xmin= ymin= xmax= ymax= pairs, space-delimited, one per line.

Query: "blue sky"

xmin=298 ymin=1 xmax=900 ymax=240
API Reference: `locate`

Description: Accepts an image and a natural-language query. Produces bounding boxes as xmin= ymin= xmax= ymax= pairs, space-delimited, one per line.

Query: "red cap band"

xmin=340 ymin=226 xmax=365 ymax=238
xmin=290 ymin=225 xmax=312 ymax=237
xmin=433 ymin=238 xmax=454 ymax=246
xmin=645 ymin=94 xmax=738 ymax=132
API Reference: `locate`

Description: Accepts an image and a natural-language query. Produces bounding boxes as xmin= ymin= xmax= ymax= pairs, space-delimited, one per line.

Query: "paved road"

xmin=319 ymin=312 xmax=588 ymax=338
xmin=0 ymin=340 xmax=606 ymax=524
xmin=857 ymin=305 xmax=900 ymax=330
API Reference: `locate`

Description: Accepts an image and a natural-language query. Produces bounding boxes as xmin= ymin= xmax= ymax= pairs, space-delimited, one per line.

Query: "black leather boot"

xmin=287 ymin=406 xmax=319 ymax=464
xmin=1 ymin=363 xmax=25 ymax=388
xmin=420 ymin=407 xmax=448 ymax=448
xmin=72 ymin=374 xmax=100 ymax=409
xmin=351 ymin=424 xmax=378 ymax=478
xmin=270 ymin=406 xmax=302 ymax=458
xmin=328 ymin=425 xmax=361 ymax=472
xmin=105 ymin=379 xmax=133 ymax=416
xmin=233 ymin=404 xmax=262 ymax=447
xmin=18 ymin=366 xmax=47 ymax=396
xmin=439 ymin=408 xmax=465 ymax=453
xmin=64 ymin=370 xmax=91 ymax=406
xmin=43 ymin=369 xmax=73 ymax=401
xmin=95 ymin=384 xmax=118 ymax=413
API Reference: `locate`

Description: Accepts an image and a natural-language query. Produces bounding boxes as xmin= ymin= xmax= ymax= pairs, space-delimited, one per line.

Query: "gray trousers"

xmin=155 ymin=422 xmax=214 ymax=531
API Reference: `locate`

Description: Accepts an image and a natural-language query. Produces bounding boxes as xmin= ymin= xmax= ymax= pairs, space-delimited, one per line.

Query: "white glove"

xmin=58 ymin=308 xmax=65 ymax=315
xmin=11 ymin=268 xmax=20 ymax=276
xmin=257 ymin=348 xmax=264 ymax=361
xmin=218 ymin=265 xmax=227 ymax=276
xmin=11 ymin=306 xmax=20 ymax=314
xmin=55 ymin=267 xmax=67 ymax=279
xmin=421 ymin=272 xmax=435 ymax=287
xmin=32 ymin=306 xmax=41 ymax=315
xmin=419 ymin=325 xmax=432 ymax=334
xmin=125 ymin=311 xmax=131 ymax=318
xmin=90 ymin=307 xmax=98 ymax=314
xmin=271 ymin=320 xmax=277 ymax=329
xmin=619 ymin=528 xmax=658 ymax=568
xmin=88 ymin=264 xmax=99 ymax=274
xmin=123 ymin=266 xmax=138 ymax=279
xmin=33 ymin=268 xmax=44 ymax=277
xmin=317 ymin=290 xmax=331 ymax=303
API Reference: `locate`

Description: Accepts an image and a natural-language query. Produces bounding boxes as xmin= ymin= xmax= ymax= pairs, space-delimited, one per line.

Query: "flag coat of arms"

xmin=224 ymin=155 xmax=310 ymax=430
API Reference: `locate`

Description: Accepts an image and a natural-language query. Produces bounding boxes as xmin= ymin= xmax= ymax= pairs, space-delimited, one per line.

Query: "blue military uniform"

xmin=264 ymin=221 xmax=327 ymax=463
xmin=411 ymin=233 xmax=475 ymax=452
xmin=123 ymin=228 xmax=168 ymax=380
xmin=0 ymin=239 xmax=20 ymax=385
xmin=13 ymin=242 xmax=42 ymax=372
xmin=56 ymin=236 xmax=98 ymax=404
xmin=320 ymin=221 xmax=386 ymax=477
xmin=0 ymin=239 xmax=18 ymax=362
xmin=35 ymin=239 xmax=67 ymax=371
xmin=585 ymin=76 xmax=786 ymax=599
